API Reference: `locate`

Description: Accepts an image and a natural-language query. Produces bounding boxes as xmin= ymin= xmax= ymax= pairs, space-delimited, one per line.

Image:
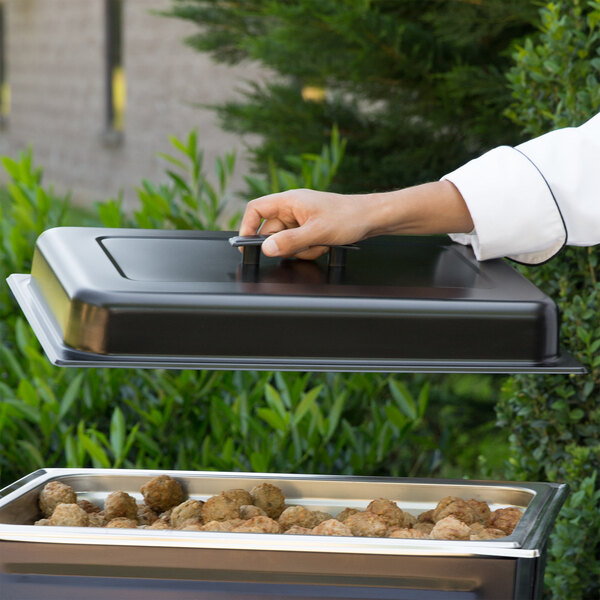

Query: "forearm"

xmin=239 ymin=180 xmax=474 ymax=259
xmin=362 ymin=180 xmax=474 ymax=238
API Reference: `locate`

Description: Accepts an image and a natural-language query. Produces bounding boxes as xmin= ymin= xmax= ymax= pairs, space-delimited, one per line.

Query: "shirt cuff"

xmin=442 ymin=146 xmax=567 ymax=264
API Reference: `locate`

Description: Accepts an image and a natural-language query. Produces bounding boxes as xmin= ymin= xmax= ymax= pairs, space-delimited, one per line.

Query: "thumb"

xmin=262 ymin=225 xmax=320 ymax=257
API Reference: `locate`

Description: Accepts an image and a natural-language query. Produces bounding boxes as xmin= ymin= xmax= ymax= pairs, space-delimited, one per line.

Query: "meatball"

xmin=140 ymin=475 xmax=185 ymax=513
xmin=233 ymin=516 xmax=281 ymax=534
xmin=159 ymin=508 xmax=173 ymax=523
xmin=34 ymin=518 xmax=50 ymax=526
xmin=431 ymin=516 xmax=471 ymax=540
xmin=104 ymin=491 xmax=138 ymax=522
xmin=433 ymin=498 xmax=477 ymax=525
xmin=201 ymin=495 xmax=240 ymax=522
xmin=284 ymin=525 xmax=312 ymax=535
xmin=403 ymin=513 xmax=417 ymax=528
xmin=88 ymin=513 xmax=106 ymax=528
xmin=228 ymin=519 xmax=246 ymax=528
xmin=201 ymin=520 xmax=236 ymax=532
xmin=77 ymin=499 xmax=101 ymax=514
xmin=49 ymin=503 xmax=89 ymax=527
xmin=336 ymin=507 xmax=360 ymax=522
xmin=344 ymin=512 xmax=388 ymax=538
xmin=432 ymin=496 xmax=460 ymax=521
xmin=366 ymin=498 xmax=406 ymax=528
xmin=466 ymin=499 xmax=491 ymax=524
xmin=106 ymin=517 xmax=137 ymax=529
xmin=222 ymin=489 xmax=253 ymax=509
xmin=470 ymin=527 xmax=507 ymax=540
xmin=39 ymin=481 xmax=77 ymax=517
xmin=250 ymin=483 xmax=286 ymax=519
xmin=469 ymin=522 xmax=486 ymax=535
xmin=413 ymin=522 xmax=434 ymax=535
xmin=171 ymin=499 xmax=204 ymax=529
xmin=137 ymin=504 xmax=159 ymax=526
xmin=312 ymin=519 xmax=352 ymax=537
xmin=176 ymin=518 xmax=203 ymax=530
xmin=179 ymin=520 xmax=204 ymax=531
xmin=417 ymin=509 xmax=434 ymax=523
xmin=388 ymin=527 xmax=430 ymax=539
xmin=488 ymin=507 xmax=522 ymax=535
xmin=310 ymin=511 xmax=333 ymax=526
xmin=239 ymin=504 xmax=266 ymax=519
xmin=148 ymin=518 xmax=171 ymax=530
xmin=278 ymin=506 xmax=316 ymax=531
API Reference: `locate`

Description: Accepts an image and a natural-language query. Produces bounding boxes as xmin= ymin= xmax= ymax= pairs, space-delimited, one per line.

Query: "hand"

xmin=238 ymin=181 xmax=473 ymax=259
xmin=238 ymin=188 xmax=376 ymax=259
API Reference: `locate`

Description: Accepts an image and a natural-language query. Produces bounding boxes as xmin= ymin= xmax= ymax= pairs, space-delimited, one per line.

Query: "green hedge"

xmin=499 ymin=2 xmax=600 ymax=598
xmin=0 ymin=133 xmax=505 ymax=489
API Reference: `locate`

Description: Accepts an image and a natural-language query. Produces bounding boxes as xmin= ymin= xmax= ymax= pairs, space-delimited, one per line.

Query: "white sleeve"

xmin=443 ymin=112 xmax=600 ymax=264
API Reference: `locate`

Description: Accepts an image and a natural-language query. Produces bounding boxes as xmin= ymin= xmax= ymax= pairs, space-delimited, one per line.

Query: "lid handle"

xmin=229 ymin=235 xmax=359 ymax=271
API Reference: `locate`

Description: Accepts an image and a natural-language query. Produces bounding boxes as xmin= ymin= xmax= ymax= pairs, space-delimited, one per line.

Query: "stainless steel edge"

xmin=0 ymin=525 xmax=542 ymax=558
xmin=0 ymin=469 xmax=48 ymax=501
xmin=7 ymin=274 xmax=586 ymax=374
xmin=0 ymin=468 xmax=565 ymax=559
xmin=520 ymin=482 xmax=569 ymax=551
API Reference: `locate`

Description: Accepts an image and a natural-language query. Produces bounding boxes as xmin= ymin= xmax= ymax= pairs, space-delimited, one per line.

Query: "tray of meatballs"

xmin=0 ymin=469 xmax=566 ymax=554
xmin=0 ymin=469 xmax=568 ymax=599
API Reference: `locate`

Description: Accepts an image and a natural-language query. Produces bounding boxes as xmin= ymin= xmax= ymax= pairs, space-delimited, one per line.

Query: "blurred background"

xmin=0 ymin=2 xmax=598 ymax=599
xmin=0 ymin=0 xmax=265 ymax=209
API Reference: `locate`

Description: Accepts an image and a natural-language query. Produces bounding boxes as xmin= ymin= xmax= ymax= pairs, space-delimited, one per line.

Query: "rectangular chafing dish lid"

xmin=6 ymin=227 xmax=584 ymax=373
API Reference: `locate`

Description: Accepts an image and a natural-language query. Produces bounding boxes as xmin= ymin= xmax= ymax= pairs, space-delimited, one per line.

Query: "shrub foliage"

xmin=500 ymin=2 xmax=600 ymax=598
xmin=0 ymin=134 xmax=503 ymax=488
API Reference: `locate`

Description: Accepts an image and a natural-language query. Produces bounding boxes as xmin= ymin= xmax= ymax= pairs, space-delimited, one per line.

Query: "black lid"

xmin=6 ymin=227 xmax=584 ymax=373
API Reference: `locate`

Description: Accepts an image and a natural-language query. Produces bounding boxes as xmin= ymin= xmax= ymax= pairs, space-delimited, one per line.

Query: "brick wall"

xmin=0 ymin=0 xmax=265 ymax=211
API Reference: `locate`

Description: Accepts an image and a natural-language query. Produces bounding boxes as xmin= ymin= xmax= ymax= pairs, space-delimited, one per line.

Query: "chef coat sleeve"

xmin=442 ymin=112 xmax=600 ymax=264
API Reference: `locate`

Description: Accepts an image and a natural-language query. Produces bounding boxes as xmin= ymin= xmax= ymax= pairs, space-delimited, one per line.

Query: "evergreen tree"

xmin=166 ymin=0 xmax=539 ymax=193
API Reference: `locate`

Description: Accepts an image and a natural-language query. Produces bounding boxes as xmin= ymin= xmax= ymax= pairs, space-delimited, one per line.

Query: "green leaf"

xmin=264 ymin=384 xmax=287 ymax=419
xmin=250 ymin=451 xmax=269 ymax=473
xmin=326 ymin=392 xmax=346 ymax=440
xmin=389 ymin=379 xmax=417 ymax=421
xmin=257 ymin=407 xmax=288 ymax=432
xmin=4 ymin=399 xmax=40 ymax=423
xmin=294 ymin=385 xmax=322 ymax=424
xmin=64 ymin=435 xmax=82 ymax=468
xmin=169 ymin=134 xmax=189 ymax=156
xmin=2 ymin=156 xmax=23 ymax=181
xmin=0 ymin=346 xmax=26 ymax=380
xmin=110 ymin=407 xmax=126 ymax=462
xmin=79 ymin=432 xmax=111 ymax=468
xmin=17 ymin=440 xmax=46 ymax=468
xmin=157 ymin=152 xmax=187 ymax=171
xmin=122 ymin=424 xmax=139 ymax=461
xmin=59 ymin=373 xmax=84 ymax=421
xmin=385 ymin=404 xmax=409 ymax=430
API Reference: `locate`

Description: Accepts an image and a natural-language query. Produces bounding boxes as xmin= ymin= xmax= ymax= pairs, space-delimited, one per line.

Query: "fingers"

xmin=258 ymin=217 xmax=288 ymax=236
xmin=239 ymin=189 xmax=333 ymax=258
xmin=261 ymin=222 xmax=323 ymax=257
xmin=294 ymin=246 xmax=329 ymax=260
xmin=238 ymin=194 xmax=293 ymax=236
xmin=238 ymin=203 xmax=265 ymax=237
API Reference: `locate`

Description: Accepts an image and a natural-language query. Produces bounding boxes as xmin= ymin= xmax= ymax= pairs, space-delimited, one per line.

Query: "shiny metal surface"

xmin=6 ymin=227 xmax=585 ymax=373
xmin=0 ymin=469 xmax=567 ymax=559
xmin=6 ymin=273 xmax=584 ymax=374
xmin=0 ymin=470 xmax=567 ymax=599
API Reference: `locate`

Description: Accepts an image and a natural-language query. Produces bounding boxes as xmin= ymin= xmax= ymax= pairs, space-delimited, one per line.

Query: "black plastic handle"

xmin=229 ymin=235 xmax=359 ymax=270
